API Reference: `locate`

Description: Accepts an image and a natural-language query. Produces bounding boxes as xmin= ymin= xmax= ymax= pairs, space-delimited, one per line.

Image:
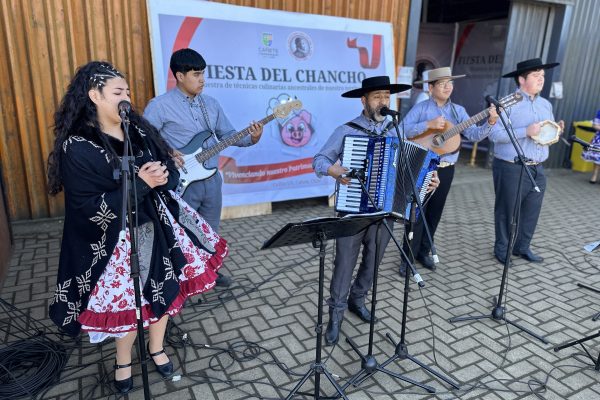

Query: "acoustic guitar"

xmin=410 ymin=92 xmax=523 ymax=155
xmin=175 ymin=99 xmax=302 ymax=196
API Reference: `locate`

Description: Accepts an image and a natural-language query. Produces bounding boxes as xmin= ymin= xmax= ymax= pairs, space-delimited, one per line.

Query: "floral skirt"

xmin=78 ymin=193 xmax=227 ymax=342
xmin=582 ymin=132 xmax=600 ymax=164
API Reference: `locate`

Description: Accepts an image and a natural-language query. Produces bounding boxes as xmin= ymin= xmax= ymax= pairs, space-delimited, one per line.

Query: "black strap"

xmin=344 ymin=121 xmax=394 ymax=136
xmin=448 ymin=100 xmax=461 ymax=124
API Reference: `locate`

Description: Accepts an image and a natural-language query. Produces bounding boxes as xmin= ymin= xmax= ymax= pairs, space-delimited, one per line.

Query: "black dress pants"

xmin=492 ymin=158 xmax=546 ymax=258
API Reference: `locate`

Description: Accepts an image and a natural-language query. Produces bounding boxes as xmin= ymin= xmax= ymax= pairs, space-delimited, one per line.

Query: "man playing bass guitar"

xmin=144 ymin=48 xmax=263 ymax=287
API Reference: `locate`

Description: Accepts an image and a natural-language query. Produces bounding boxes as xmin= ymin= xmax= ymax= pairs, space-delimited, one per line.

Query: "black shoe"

xmin=147 ymin=344 xmax=174 ymax=378
xmin=348 ymin=302 xmax=375 ymax=323
xmin=325 ymin=316 xmax=342 ymax=346
xmin=494 ymin=253 xmax=512 ymax=266
xmin=215 ymin=272 xmax=232 ymax=287
xmin=513 ymin=249 xmax=543 ymax=263
xmin=113 ymin=362 xmax=133 ymax=394
xmin=416 ymin=254 xmax=436 ymax=271
xmin=399 ymin=262 xmax=407 ymax=277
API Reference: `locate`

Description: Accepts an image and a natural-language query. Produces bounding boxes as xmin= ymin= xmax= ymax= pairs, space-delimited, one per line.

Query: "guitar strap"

xmin=345 ymin=121 xmax=394 ymax=136
xmin=448 ymin=100 xmax=461 ymax=124
xmin=197 ymin=95 xmax=220 ymax=142
xmin=447 ymin=100 xmax=463 ymax=155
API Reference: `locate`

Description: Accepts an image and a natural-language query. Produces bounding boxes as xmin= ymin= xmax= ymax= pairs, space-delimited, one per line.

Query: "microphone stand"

xmin=338 ymin=113 xmax=458 ymax=396
xmin=340 ymin=168 xmax=434 ymax=394
xmin=449 ymin=103 xmax=548 ymax=345
xmin=116 ymin=110 xmax=152 ymax=399
xmin=375 ymin=115 xmax=459 ymax=391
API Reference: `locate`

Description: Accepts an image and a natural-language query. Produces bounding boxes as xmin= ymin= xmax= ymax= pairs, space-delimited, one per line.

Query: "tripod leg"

xmin=504 ymin=317 xmax=548 ymax=344
xmin=405 ymin=354 xmax=460 ymax=389
xmin=321 ymin=368 xmax=351 ymax=400
xmin=554 ymin=331 xmax=600 ymax=352
xmin=577 ymin=283 xmax=600 ymax=295
xmin=376 ymin=366 xmax=436 ymax=393
xmin=449 ymin=314 xmax=490 ymax=323
xmin=285 ymin=367 xmax=314 ymax=400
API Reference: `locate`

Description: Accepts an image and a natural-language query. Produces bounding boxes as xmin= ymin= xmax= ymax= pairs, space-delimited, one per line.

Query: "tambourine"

xmin=531 ymin=120 xmax=561 ymax=145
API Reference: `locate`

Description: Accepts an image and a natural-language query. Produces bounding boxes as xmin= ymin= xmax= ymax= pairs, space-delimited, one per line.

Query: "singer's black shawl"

xmin=49 ymin=124 xmax=220 ymax=336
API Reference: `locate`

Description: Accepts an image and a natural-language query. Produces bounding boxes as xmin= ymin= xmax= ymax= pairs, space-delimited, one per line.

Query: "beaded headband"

xmin=89 ymin=63 xmax=123 ymax=88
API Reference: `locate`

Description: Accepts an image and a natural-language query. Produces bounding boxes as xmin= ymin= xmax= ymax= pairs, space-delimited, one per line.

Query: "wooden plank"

xmin=221 ymin=202 xmax=272 ymax=220
xmin=0 ymin=1 xmax=27 ymax=219
xmin=4 ymin=0 xmax=45 ymax=219
xmin=0 ymin=175 xmax=12 ymax=287
xmin=25 ymin=0 xmax=59 ymax=216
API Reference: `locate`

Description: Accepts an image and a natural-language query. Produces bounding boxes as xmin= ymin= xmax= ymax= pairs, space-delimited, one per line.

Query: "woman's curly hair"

xmin=47 ymin=61 xmax=171 ymax=195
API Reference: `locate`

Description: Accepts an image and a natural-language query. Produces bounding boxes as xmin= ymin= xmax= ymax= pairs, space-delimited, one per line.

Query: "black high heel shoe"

xmin=113 ymin=362 xmax=133 ymax=393
xmin=147 ymin=343 xmax=174 ymax=378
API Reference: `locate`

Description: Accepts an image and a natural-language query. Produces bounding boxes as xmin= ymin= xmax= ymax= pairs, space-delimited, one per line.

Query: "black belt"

xmin=497 ymin=158 xmax=541 ymax=166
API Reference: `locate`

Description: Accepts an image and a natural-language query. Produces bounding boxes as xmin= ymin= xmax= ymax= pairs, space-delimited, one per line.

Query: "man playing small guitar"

xmin=400 ymin=67 xmax=499 ymax=273
xmin=144 ymin=48 xmax=263 ymax=287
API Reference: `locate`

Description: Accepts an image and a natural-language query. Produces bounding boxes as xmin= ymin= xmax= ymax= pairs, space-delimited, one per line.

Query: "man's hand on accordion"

xmin=328 ymin=164 xmax=351 ymax=185
xmin=427 ymin=171 xmax=440 ymax=193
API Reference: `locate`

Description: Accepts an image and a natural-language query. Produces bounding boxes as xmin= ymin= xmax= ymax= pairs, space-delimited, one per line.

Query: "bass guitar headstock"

xmin=273 ymin=98 xmax=303 ymax=119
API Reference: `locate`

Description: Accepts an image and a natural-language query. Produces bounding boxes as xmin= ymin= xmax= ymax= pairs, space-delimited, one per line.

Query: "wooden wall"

xmin=0 ymin=0 xmax=410 ymax=220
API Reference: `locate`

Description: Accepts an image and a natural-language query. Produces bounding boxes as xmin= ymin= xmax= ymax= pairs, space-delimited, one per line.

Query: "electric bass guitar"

xmin=410 ymin=92 xmax=523 ymax=155
xmin=175 ymin=99 xmax=302 ymax=195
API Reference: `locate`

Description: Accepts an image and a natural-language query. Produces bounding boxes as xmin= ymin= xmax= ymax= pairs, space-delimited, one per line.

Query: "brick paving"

xmin=2 ymin=164 xmax=600 ymax=400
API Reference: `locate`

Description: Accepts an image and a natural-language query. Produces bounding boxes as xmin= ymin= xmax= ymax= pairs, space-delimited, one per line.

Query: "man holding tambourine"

xmin=487 ymin=58 xmax=564 ymax=265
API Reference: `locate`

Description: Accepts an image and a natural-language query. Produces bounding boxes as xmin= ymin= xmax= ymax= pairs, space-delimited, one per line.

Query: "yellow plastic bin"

xmin=571 ymin=120 xmax=596 ymax=172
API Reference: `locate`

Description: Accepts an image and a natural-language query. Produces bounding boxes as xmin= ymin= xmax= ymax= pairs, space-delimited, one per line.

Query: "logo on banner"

xmin=262 ymin=33 xmax=273 ymax=46
xmin=279 ymin=110 xmax=314 ymax=147
xmin=347 ymin=35 xmax=382 ymax=69
xmin=259 ymin=32 xmax=278 ymax=58
xmin=268 ymin=94 xmax=315 ymax=147
xmin=288 ymin=32 xmax=313 ymax=61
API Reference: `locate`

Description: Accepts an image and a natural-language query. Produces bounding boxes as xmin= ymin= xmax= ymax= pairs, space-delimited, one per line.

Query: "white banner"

xmin=146 ymin=0 xmax=395 ymax=206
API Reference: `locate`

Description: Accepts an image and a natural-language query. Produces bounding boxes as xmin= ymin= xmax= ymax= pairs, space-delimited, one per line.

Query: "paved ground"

xmin=2 ymin=163 xmax=600 ymax=400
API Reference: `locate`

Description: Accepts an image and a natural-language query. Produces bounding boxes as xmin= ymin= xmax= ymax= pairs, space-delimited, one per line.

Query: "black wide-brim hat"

xmin=502 ymin=58 xmax=559 ymax=78
xmin=341 ymin=76 xmax=411 ymax=98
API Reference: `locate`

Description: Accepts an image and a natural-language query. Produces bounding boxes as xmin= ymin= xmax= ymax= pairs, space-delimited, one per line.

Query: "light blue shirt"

xmin=143 ymin=87 xmax=253 ymax=169
xmin=488 ymin=88 xmax=556 ymax=163
xmin=313 ymin=113 xmax=397 ymax=177
xmin=402 ymin=98 xmax=494 ymax=163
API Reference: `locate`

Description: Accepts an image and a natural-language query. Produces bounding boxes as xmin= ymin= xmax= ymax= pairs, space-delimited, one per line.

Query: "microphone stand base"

xmin=334 ymin=336 xmax=437 ymax=396
xmin=449 ymin=297 xmax=549 ymax=345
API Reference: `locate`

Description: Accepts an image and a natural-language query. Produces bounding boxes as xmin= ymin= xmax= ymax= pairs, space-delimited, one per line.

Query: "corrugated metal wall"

xmin=496 ymin=0 xmax=554 ymax=98
xmin=552 ymin=0 xmax=600 ymax=129
xmin=0 ymin=0 xmax=410 ymax=220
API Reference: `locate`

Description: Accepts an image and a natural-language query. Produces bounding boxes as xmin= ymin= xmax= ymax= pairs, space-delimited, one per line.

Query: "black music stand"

xmin=262 ymin=213 xmax=387 ymax=400
xmin=577 ymin=283 xmax=600 ymax=321
xmin=554 ymin=330 xmax=600 ymax=371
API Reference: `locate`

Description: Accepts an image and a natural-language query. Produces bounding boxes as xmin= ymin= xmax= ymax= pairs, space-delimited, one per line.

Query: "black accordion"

xmin=335 ymin=135 xmax=439 ymax=218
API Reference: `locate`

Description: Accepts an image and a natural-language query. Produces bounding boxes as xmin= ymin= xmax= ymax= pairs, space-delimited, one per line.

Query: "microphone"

xmin=570 ymin=135 xmax=600 ymax=151
xmin=379 ymin=106 xmax=400 ymax=117
xmin=118 ymin=100 xmax=131 ymax=118
xmin=345 ymin=168 xmax=365 ymax=180
xmin=485 ymin=95 xmax=502 ymax=108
